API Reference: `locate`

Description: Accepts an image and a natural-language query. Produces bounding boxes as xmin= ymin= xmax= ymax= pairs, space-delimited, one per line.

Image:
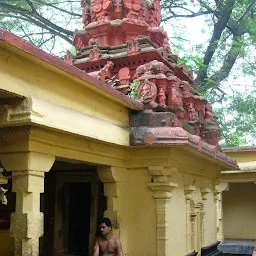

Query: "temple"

xmin=0 ymin=1 xmax=243 ymax=256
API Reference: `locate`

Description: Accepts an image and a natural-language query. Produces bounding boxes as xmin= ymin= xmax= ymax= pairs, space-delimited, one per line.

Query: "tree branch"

xmin=195 ymin=0 xmax=235 ymax=86
xmin=203 ymin=35 xmax=242 ymax=90
xmin=162 ymin=11 xmax=211 ymax=21
xmin=0 ymin=2 xmax=74 ymax=37
xmin=24 ymin=0 xmax=37 ymax=13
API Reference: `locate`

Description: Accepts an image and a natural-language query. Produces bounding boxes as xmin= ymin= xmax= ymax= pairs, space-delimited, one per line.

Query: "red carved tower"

xmin=66 ymin=0 xmax=221 ymax=149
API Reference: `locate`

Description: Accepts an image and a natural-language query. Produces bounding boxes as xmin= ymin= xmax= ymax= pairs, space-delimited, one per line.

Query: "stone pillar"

xmin=1 ymin=152 xmax=55 ymax=256
xmin=184 ymin=185 xmax=195 ymax=252
xmin=148 ymin=166 xmax=177 ymax=256
xmin=214 ymin=183 xmax=228 ymax=242
xmin=97 ymin=166 xmax=126 ymax=238
xmin=200 ymin=188 xmax=210 ymax=246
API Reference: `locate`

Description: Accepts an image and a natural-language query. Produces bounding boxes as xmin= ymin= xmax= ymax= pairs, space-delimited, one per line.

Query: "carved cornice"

xmin=0 ymin=96 xmax=130 ymax=146
xmin=130 ymin=126 xmax=238 ymax=170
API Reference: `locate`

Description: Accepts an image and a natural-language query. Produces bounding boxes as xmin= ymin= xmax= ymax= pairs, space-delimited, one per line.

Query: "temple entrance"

xmin=41 ymin=162 xmax=105 ymax=256
xmin=64 ymin=182 xmax=91 ymax=255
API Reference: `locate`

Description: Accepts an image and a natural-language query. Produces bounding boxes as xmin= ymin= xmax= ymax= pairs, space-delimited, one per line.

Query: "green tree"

xmin=0 ymin=0 xmax=82 ymax=54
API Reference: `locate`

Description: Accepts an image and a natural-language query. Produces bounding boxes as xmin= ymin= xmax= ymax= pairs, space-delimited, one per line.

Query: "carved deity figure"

xmin=135 ymin=64 xmax=145 ymax=78
xmin=124 ymin=0 xmax=141 ymax=20
xmin=98 ymin=61 xmax=114 ymax=81
xmin=116 ymin=67 xmax=131 ymax=94
xmin=205 ymin=103 xmax=214 ymax=121
xmin=158 ymin=87 xmax=166 ymax=106
xmin=138 ymin=79 xmax=158 ymax=108
xmin=89 ymin=45 xmax=100 ymax=60
xmin=147 ymin=0 xmax=161 ymax=27
xmin=185 ymin=103 xmax=196 ymax=122
xmin=114 ymin=0 xmax=123 ymax=14
xmin=168 ymin=78 xmax=185 ymax=118
xmin=64 ymin=50 xmax=73 ymax=65
xmin=81 ymin=0 xmax=91 ymax=27
xmin=91 ymin=0 xmax=113 ymax=22
xmin=127 ymin=37 xmax=139 ymax=55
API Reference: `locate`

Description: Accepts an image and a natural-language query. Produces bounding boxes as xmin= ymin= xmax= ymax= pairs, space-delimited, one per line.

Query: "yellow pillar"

xmin=1 ymin=152 xmax=55 ymax=256
xmin=184 ymin=185 xmax=195 ymax=253
xmin=214 ymin=183 xmax=228 ymax=242
xmin=148 ymin=166 xmax=177 ymax=256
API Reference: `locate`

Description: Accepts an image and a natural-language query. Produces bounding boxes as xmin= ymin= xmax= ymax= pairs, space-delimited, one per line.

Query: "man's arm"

xmin=92 ymin=238 xmax=100 ymax=256
xmin=116 ymin=239 xmax=124 ymax=256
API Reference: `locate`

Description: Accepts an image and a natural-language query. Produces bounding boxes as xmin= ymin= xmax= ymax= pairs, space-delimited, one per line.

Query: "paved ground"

xmin=218 ymin=239 xmax=256 ymax=256
xmin=224 ymin=239 xmax=256 ymax=247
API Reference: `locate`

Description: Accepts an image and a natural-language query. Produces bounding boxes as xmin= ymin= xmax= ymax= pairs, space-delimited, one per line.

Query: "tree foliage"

xmin=0 ymin=0 xmax=256 ymax=147
xmin=0 ymin=0 xmax=82 ymax=54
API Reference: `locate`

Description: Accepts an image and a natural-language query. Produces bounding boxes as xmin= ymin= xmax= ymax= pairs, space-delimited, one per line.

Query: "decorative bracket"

xmin=201 ymin=188 xmax=211 ymax=200
xmin=97 ymin=166 xmax=126 ymax=235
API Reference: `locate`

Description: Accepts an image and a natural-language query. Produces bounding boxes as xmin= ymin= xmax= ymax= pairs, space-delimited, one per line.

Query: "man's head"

xmin=99 ymin=218 xmax=112 ymax=237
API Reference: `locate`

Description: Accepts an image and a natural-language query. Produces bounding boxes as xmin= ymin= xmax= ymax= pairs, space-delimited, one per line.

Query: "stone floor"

xmin=224 ymin=239 xmax=256 ymax=247
xmin=218 ymin=239 xmax=256 ymax=255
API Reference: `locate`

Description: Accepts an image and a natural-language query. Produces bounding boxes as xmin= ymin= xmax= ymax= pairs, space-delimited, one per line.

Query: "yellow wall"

xmin=0 ymin=229 xmax=12 ymax=256
xmin=0 ymin=44 xmax=129 ymax=128
xmin=125 ymin=168 xmax=156 ymax=256
xmin=223 ymin=182 xmax=256 ymax=240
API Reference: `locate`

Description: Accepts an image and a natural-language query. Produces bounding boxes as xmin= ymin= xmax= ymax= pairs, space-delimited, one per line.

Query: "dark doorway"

xmin=42 ymin=166 xmax=106 ymax=256
xmin=67 ymin=183 xmax=91 ymax=255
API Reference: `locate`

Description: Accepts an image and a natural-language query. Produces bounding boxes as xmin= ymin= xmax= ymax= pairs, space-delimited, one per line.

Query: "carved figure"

xmin=180 ymin=81 xmax=191 ymax=98
xmin=116 ymin=67 xmax=131 ymax=94
xmin=147 ymin=0 xmax=161 ymax=27
xmin=64 ymin=50 xmax=73 ymax=65
xmin=118 ymin=67 xmax=131 ymax=84
xmin=114 ymin=0 xmax=123 ymax=17
xmin=144 ymin=63 xmax=153 ymax=75
xmin=89 ymin=38 xmax=99 ymax=46
xmin=185 ymin=102 xmax=196 ymax=122
xmin=89 ymin=45 xmax=100 ymax=60
xmin=158 ymin=87 xmax=166 ymax=106
xmin=91 ymin=0 xmax=113 ymax=22
xmin=98 ymin=61 xmax=114 ymax=81
xmin=127 ymin=37 xmax=139 ymax=55
xmin=81 ymin=0 xmax=91 ymax=27
xmin=138 ymin=79 xmax=158 ymax=108
xmin=178 ymin=62 xmax=187 ymax=73
xmin=205 ymin=103 xmax=214 ymax=121
xmin=168 ymin=78 xmax=184 ymax=118
xmin=138 ymin=1 xmax=148 ymax=24
xmin=135 ymin=64 xmax=145 ymax=78
xmin=124 ymin=0 xmax=141 ymax=20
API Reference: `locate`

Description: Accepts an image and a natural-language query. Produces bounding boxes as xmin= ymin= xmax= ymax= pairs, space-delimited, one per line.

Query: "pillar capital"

xmin=0 ymin=152 xmax=55 ymax=173
xmin=184 ymin=185 xmax=196 ymax=200
xmin=200 ymin=188 xmax=211 ymax=200
xmin=97 ymin=166 xmax=127 ymax=234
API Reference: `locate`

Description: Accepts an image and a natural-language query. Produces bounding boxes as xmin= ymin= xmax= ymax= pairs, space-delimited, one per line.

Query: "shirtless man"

xmin=93 ymin=218 xmax=124 ymax=256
